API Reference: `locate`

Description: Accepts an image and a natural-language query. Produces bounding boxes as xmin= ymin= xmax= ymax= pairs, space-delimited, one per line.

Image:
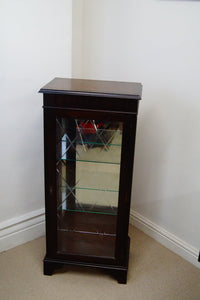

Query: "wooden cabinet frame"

xmin=40 ymin=78 xmax=142 ymax=283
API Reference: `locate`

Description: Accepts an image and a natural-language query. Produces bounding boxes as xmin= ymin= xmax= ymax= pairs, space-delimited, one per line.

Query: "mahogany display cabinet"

xmin=39 ymin=78 xmax=142 ymax=284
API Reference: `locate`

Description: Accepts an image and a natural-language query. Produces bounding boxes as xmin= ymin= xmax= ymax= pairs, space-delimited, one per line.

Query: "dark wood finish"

xmin=43 ymin=110 xmax=57 ymax=257
xmin=44 ymin=237 xmax=130 ymax=283
xmin=115 ymin=116 xmax=137 ymax=262
xmin=40 ymin=78 xmax=142 ymax=283
xmin=43 ymin=93 xmax=139 ymax=115
xmin=44 ymin=260 xmax=62 ymax=276
xmin=39 ymin=77 xmax=142 ymax=100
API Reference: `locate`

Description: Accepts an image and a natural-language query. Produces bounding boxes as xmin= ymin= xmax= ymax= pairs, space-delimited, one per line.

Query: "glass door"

xmin=56 ymin=117 xmax=123 ymax=259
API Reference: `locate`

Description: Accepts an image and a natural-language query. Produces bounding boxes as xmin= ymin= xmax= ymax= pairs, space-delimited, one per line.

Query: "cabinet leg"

xmin=43 ymin=260 xmax=62 ymax=276
xmin=116 ymin=270 xmax=128 ymax=284
xmin=111 ymin=269 xmax=127 ymax=284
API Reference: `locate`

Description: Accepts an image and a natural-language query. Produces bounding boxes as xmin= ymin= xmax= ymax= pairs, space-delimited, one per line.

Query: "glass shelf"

xmin=59 ymin=158 xmax=120 ymax=165
xmin=60 ymin=186 xmax=119 ymax=193
xmin=57 ymin=140 xmax=122 ymax=164
xmin=61 ymin=138 xmax=121 ymax=147
xmin=58 ymin=208 xmax=117 ymax=216
xmin=58 ymin=228 xmax=116 ymax=237
xmin=57 ymin=187 xmax=118 ymax=215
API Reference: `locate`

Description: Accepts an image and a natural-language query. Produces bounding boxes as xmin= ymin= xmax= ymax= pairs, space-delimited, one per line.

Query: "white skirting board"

xmin=130 ymin=209 xmax=200 ymax=269
xmin=0 ymin=208 xmax=199 ymax=269
xmin=0 ymin=208 xmax=45 ymax=252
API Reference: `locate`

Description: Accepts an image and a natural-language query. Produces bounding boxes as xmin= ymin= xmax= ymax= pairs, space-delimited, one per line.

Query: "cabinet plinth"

xmin=40 ymin=78 xmax=142 ymax=283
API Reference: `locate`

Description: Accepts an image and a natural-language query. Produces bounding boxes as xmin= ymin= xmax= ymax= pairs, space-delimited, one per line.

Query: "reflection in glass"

xmin=56 ymin=118 xmax=123 ymax=258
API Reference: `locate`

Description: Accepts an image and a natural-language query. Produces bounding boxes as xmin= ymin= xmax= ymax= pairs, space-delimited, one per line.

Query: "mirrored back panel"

xmin=56 ymin=117 xmax=123 ymax=258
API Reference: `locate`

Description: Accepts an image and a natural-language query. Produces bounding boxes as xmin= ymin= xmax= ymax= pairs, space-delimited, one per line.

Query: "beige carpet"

xmin=0 ymin=226 xmax=200 ymax=300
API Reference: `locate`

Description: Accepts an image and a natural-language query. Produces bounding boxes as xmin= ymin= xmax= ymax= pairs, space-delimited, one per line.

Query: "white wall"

xmin=72 ymin=0 xmax=84 ymax=77
xmin=73 ymin=0 xmax=200 ymax=264
xmin=0 ymin=0 xmax=72 ymax=227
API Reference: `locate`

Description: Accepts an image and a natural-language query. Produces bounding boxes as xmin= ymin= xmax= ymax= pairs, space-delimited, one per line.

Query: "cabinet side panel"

xmin=43 ymin=107 xmax=57 ymax=257
xmin=115 ymin=116 xmax=137 ymax=263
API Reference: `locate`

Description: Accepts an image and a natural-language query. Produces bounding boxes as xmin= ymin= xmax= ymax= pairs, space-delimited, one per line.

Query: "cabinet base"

xmin=43 ymin=237 xmax=130 ymax=284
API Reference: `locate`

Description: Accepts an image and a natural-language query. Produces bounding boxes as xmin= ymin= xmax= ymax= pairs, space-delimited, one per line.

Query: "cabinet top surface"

xmin=39 ymin=78 xmax=142 ymax=100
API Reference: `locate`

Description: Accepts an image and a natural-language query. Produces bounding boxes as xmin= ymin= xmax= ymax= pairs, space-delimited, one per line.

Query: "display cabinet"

xmin=39 ymin=78 xmax=142 ymax=283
